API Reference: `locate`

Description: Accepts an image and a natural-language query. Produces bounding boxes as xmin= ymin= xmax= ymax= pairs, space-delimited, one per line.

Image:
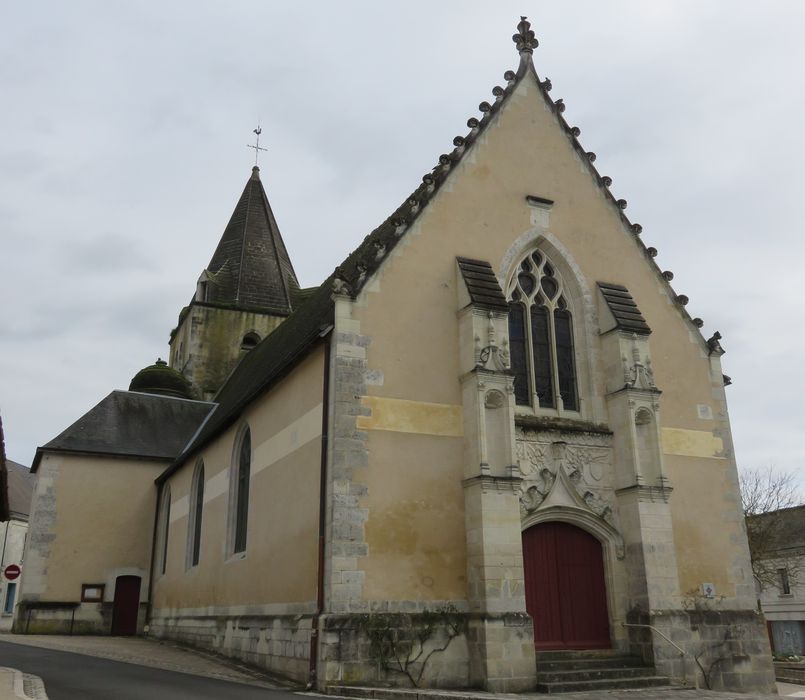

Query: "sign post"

xmin=3 ymin=564 xmax=21 ymax=581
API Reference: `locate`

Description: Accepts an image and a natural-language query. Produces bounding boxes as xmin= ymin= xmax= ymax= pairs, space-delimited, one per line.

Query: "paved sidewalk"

xmin=0 ymin=633 xmax=286 ymax=689
xmin=2 ymin=635 xmax=802 ymax=699
xmin=321 ymin=683 xmax=793 ymax=700
xmin=0 ymin=667 xmax=46 ymax=700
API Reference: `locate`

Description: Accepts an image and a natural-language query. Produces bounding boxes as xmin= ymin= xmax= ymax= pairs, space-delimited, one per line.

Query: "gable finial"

xmin=513 ymin=16 xmax=538 ymax=55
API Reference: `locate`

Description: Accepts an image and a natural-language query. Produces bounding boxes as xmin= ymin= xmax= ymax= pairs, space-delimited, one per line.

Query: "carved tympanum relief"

xmin=516 ymin=428 xmax=618 ymax=531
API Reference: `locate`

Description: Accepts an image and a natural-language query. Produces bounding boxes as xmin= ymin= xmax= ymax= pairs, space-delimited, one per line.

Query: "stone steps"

xmin=535 ymin=650 xmax=673 ymax=694
xmin=536 ymin=648 xmax=626 ymax=660
xmin=537 ymin=665 xmax=658 ymax=683
xmin=535 ymin=675 xmax=674 ymax=694
xmin=537 ymin=655 xmax=647 ymax=671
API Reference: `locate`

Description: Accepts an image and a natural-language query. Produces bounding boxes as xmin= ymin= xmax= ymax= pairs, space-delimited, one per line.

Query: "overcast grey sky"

xmin=1 ymin=2 xmax=803 ymax=490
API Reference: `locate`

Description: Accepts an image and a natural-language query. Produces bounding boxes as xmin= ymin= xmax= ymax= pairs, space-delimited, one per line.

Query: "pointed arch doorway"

xmin=523 ymin=521 xmax=611 ymax=649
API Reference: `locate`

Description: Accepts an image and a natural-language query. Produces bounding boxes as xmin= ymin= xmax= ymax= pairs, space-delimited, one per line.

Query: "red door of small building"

xmin=523 ymin=522 xmax=610 ymax=649
xmin=111 ymin=576 xmax=141 ymax=636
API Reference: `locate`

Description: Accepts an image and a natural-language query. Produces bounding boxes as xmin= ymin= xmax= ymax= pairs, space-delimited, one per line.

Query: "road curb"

xmin=0 ymin=668 xmax=48 ymax=700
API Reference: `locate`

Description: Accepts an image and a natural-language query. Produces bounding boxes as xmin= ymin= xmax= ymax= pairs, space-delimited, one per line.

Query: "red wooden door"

xmin=523 ymin=522 xmax=610 ymax=649
xmin=111 ymin=576 xmax=141 ymax=636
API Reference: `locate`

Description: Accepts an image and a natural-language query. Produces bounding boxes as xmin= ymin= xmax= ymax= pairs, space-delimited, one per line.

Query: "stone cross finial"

xmin=512 ymin=16 xmax=538 ymax=55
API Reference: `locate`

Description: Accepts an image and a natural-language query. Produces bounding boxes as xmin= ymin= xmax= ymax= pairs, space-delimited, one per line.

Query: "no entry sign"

xmin=4 ymin=564 xmax=21 ymax=581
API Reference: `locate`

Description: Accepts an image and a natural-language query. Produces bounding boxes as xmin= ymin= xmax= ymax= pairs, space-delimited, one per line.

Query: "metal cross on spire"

xmin=247 ymin=125 xmax=267 ymax=166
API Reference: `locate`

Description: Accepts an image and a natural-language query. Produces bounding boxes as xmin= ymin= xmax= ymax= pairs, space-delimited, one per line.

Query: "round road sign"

xmin=4 ymin=564 xmax=21 ymax=581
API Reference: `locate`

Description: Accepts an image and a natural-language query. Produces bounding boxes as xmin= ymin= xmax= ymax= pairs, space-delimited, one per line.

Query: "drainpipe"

xmin=309 ymin=336 xmax=332 ymax=688
xmin=144 ymin=481 xmax=163 ymax=635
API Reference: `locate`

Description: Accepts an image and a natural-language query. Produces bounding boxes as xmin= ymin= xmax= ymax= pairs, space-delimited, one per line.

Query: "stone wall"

xmin=627 ymin=608 xmax=777 ymax=693
xmin=149 ymin=612 xmax=313 ymax=683
xmin=318 ymin=611 xmax=536 ymax=691
xmin=13 ymin=601 xmax=147 ymax=635
xmin=319 ymin=612 xmax=470 ymax=688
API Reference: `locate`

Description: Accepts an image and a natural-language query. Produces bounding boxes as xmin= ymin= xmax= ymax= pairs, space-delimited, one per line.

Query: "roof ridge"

xmin=258 ymin=176 xmax=298 ymax=302
xmin=234 ymin=174 xmax=254 ymax=303
xmin=118 ymin=389 xmax=214 ymax=405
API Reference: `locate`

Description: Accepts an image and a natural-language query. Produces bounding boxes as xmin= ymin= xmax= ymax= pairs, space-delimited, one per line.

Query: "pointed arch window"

xmin=507 ymin=250 xmax=578 ymax=411
xmin=187 ymin=461 xmax=205 ymax=568
xmin=233 ymin=427 xmax=251 ymax=554
xmin=157 ymin=485 xmax=171 ymax=576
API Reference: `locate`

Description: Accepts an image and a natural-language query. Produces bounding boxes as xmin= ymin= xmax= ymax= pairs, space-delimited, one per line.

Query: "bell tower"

xmin=169 ymin=165 xmax=300 ymax=399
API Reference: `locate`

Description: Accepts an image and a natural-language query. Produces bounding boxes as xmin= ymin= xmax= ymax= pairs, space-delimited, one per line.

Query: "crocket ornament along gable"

xmin=17 ymin=17 xmax=774 ymax=696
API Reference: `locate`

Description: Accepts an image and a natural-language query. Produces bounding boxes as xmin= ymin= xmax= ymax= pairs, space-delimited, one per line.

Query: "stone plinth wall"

xmin=148 ymin=613 xmax=312 ymax=683
xmin=627 ymin=608 xmax=776 ymax=693
xmin=13 ymin=601 xmax=146 ymax=635
xmin=319 ymin=612 xmax=535 ymax=691
xmin=320 ymin=612 xmax=470 ymax=688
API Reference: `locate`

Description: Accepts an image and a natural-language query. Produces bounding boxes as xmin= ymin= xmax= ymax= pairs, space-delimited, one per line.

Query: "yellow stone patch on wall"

xmin=357 ymin=396 xmax=463 ymax=437
xmin=662 ymin=428 xmax=725 ymax=459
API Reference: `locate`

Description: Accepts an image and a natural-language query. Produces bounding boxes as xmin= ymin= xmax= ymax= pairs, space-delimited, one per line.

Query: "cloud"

xmin=0 ymin=2 xmax=803 ymax=492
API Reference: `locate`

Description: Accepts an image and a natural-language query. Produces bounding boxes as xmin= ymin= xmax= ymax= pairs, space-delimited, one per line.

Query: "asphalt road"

xmin=0 ymin=640 xmax=299 ymax=700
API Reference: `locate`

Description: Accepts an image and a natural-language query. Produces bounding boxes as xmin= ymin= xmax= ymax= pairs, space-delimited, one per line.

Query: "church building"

xmin=16 ymin=18 xmax=775 ymax=693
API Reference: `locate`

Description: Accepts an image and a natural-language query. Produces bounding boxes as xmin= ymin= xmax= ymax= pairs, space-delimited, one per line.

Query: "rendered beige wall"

xmin=152 ymin=344 xmax=325 ymax=611
xmin=22 ymin=453 xmax=162 ymax=603
xmin=345 ymin=69 xmax=748 ymax=605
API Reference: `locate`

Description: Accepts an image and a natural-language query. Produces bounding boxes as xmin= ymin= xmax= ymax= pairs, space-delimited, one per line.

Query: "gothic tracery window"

xmin=507 ymin=250 xmax=578 ymax=411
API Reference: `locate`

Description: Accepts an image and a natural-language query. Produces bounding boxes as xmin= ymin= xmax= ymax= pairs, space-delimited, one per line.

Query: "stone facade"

xmin=18 ymin=17 xmax=776 ymax=696
xmin=629 ymin=608 xmax=776 ymax=691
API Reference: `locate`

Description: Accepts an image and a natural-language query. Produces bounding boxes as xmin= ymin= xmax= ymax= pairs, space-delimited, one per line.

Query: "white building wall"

xmin=0 ymin=518 xmax=28 ymax=630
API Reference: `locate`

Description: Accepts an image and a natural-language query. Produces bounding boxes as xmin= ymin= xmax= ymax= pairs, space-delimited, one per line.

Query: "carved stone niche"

xmin=460 ymin=370 xmax=519 ymax=480
xmin=458 ymin=308 xmax=511 ymax=376
xmin=599 ymin=331 xmax=658 ymax=397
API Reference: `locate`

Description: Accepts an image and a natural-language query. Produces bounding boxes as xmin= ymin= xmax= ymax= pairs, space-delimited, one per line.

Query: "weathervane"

xmin=247 ymin=125 xmax=267 ymax=166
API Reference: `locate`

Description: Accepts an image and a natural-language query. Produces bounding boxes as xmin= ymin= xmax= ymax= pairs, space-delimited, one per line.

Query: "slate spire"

xmin=205 ymin=166 xmax=299 ymax=313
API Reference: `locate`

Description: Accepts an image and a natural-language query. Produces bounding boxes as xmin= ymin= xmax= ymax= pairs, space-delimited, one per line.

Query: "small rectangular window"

xmin=81 ymin=584 xmax=105 ymax=602
xmin=779 ymin=568 xmax=791 ymax=595
xmin=3 ymin=583 xmax=17 ymax=614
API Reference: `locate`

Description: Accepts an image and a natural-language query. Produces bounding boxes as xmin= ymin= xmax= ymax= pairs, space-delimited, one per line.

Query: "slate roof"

xmin=6 ymin=460 xmax=33 ymax=521
xmin=597 ymin=282 xmax=652 ymax=335
xmin=748 ymin=505 xmax=805 ymax=554
xmin=456 ymin=257 xmax=509 ymax=311
xmin=205 ymin=166 xmax=299 ymax=313
xmin=33 ymin=391 xmax=215 ymax=471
